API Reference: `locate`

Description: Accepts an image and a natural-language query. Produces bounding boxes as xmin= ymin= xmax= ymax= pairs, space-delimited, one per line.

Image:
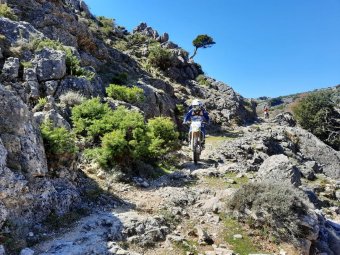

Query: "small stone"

xmin=0 ymin=245 xmax=5 ymax=255
xmin=20 ymin=248 xmax=34 ymax=255
xmin=28 ymin=232 xmax=34 ymax=237
xmin=233 ymin=234 xmax=243 ymax=240
xmin=97 ymin=171 xmax=106 ymax=179
xmin=279 ymin=249 xmax=287 ymax=255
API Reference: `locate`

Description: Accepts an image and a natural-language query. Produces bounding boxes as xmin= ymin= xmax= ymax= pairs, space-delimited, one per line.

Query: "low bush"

xmin=20 ymin=61 xmax=33 ymax=69
xmin=196 ymin=74 xmax=211 ymax=87
xmin=292 ymin=91 xmax=340 ymax=150
xmin=106 ymin=84 xmax=144 ymax=103
xmin=0 ymin=4 xmax=18 ymax=20
xmin=40 ymin=121 xmax=77 ymax=157
xmin=148 ymin=45 xmax=173 ymax=70
xmin=228 ymin=182 xmax=313 ymax=244
xmin=97 ymin=16 xmax=115 ymax=36
xmin=147 ymin=117 xmax=180 ymax=158
xmin=71 ymin=98 xmax=114 ymax=142
xmin=77 ymin=103 xmax=180 ymax=170
xmin=35 ymin=97 xmax=47 ymax=110
xmin=58 ymin=91 xmax=86 ymax=108
xmin=127 ymin=33 xmax=149 ymax=46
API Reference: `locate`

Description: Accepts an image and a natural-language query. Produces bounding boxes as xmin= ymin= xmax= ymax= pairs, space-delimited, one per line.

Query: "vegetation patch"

xmin=292 ymin=91 xmax=340 ymax=150
xmin=228 ymin=182 xmax=313 ymax=245
xmin=221 ymin=214 xmax=265 ymax=255
xmin=20 ymin=61 xmax=33 ymax=68
xmin=106 ymin=84 xmax=145 ymax=103
xmin=196 ymin=74 xmax=211 ymax=87
xmin=97 ymin=16 xmax=115 ymax=36
xmin=148 ymin=45 xmax=173 ymax=70
xmin=74 ymin=99 xmax=180 ymax=171
xmin=58 ymin=91 xmax=86 ymax=108
xmin=35 ymin=97 xmax=47 ymax=111
xmin=40 ymin=121 xmax=77 ymax=169
xmin=0 ymin=4 xmax=18 ymax=20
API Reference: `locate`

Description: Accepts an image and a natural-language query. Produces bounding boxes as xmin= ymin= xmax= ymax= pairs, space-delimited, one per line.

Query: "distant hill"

xmin=255 ymin=85 xmax=340 ymax=117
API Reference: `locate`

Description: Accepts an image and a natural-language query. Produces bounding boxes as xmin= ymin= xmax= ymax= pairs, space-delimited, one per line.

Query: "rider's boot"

xmin=201 ymin=140 xmax=205 ymax=150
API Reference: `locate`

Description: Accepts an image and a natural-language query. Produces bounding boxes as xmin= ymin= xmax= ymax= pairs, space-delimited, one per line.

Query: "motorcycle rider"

xmin=183 ymin=99 xmax=210 ymax=148
xmin=263 ymin=104 xmax=269 ymax=119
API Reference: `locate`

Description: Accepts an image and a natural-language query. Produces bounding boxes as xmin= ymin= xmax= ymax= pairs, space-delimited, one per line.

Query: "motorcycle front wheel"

xmin=192 ymin=136 xmax=200 ymax=165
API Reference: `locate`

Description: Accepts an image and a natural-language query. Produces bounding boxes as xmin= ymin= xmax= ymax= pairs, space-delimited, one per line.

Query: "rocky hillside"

xmin=255 ymin=85 xmax=340 ymax=118
xmin=0 ymin=1 xmax=339 ymax=255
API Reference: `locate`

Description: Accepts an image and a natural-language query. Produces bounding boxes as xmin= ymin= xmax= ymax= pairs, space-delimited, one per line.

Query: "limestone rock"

xmin=1 ymin=57 xmax=19 ymax=80
xmin=258 ymin=154 xmax=301 ymax=187
xmin=0 ymin=245 xmax=5 ymax=255
xmin=0 ymin=84 xmax=48 ymax=176
xmin=19 ymin=248 xmax=34 ymax=255
xmin=55 ymin=76 xmax=104 ymax=99
xmin=272 ymin=112 xmax=296 ymax=127
xmin=0 ymin=17 xmax=44 ymax=45
xmin=287 ymin=127 xmax=340 ymax=179
xmin=34 ymin=48 xmax=66 ymax=81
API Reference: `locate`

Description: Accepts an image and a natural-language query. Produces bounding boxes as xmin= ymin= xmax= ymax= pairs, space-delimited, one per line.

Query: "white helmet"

xmin=191 ymin=99 xmax=202 ymax=110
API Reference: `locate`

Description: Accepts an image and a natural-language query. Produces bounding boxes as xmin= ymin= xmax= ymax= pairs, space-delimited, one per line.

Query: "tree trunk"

xmin=190 ymin=47 xmax=198 ymax=59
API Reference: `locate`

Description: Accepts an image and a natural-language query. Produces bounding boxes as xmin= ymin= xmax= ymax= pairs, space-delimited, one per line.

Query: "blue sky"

xmin=85 ymin=0 xmax=340 ymax=98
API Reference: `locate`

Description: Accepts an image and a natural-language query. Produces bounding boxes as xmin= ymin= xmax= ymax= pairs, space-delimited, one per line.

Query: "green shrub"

xmin=127 ymin=33 xmax=149 ymax=46
xmin=147 ymin=117 xmax=179 ymax=158
xmin=36 ymin=97 xmax=47 ymax=110
xmin=148 ymin=45 xmax=173 ymax=70
xmin=81 ymin=108 xmax=179 ymax=170
xmin=228 ymin=182 xmax=312 ymax=244
xmin=97 ymin=16 xmax=115 ymax=36
xmin=20 ymin=61 xmax=33 ymax=68
xmin=106 ymin=84 xmax=144 ymax=103
xmin=175 ymin=104 xmax=185 ymax=116
xmin=0 ymin=4 xmax=18 ymax=20
xmin=95 ymin=130 xmax=129 ymax=168
xmin=40 ymin=121 xmax=77 ymax=156
xmin=293 ymin=91 xmax=340 ymax=150
xmin=71 ymin=98 xmax=114 ymax=141
xmin=196 ymin=74 xmax=211 ymax=87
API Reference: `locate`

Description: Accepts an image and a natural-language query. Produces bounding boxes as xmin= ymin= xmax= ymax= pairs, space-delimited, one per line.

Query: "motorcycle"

xmin=264 ymin=111 xmax=269 ymax=119
xmin=188 ymin=116 xmax=205 ymax=165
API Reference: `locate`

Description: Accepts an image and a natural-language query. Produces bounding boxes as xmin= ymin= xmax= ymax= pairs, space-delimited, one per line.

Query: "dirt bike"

xmin=264 ymin=111 xmax=269 ymax=119
xmin=188 ymin=116 xmax=205 ymax=165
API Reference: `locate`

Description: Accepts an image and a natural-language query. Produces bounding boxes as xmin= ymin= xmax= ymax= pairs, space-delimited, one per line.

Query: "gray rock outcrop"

xmin=1 ymin=57 xmax=19 ymax=80
xmin=287 ymin=127 xmax=340 ymax=179
xmin=33 ymin=48 xmax=66 ymax=81
xmin=0 ymin=17 xmax=44 ymax=46
xmin=257 ymin=154 xmax=301 ymax=186
xmin=0 ymin=84 xmax=47 ymax=175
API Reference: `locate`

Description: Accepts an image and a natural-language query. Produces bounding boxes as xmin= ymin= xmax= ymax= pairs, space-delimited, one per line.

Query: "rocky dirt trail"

xmin=31 ymin=118 xmax=340 ymax=255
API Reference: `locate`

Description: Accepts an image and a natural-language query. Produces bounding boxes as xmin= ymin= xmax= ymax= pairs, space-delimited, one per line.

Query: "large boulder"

xmin=1 ymin=57 xmax=19 ymax=80
xmin=272 ymin=112 xmax=296 ymax=127
xmin=286 ymin=127 xmax=340 ymax=179
xmin=0 ymin=84 xmax=48 ymax=176
xmin=0 ymin=17 xmax=43 ymax=45
xmin=257 ymin=154 xmax=301 ymax=187
xmin=54 ymin=76 xmax=104 ymax=98
xmin=33 ymin=48 xmax=67 ymax=81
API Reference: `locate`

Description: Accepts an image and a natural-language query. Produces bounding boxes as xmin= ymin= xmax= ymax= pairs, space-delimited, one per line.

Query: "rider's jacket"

xmin=183 ymin=108 xmax=210 ymax=124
